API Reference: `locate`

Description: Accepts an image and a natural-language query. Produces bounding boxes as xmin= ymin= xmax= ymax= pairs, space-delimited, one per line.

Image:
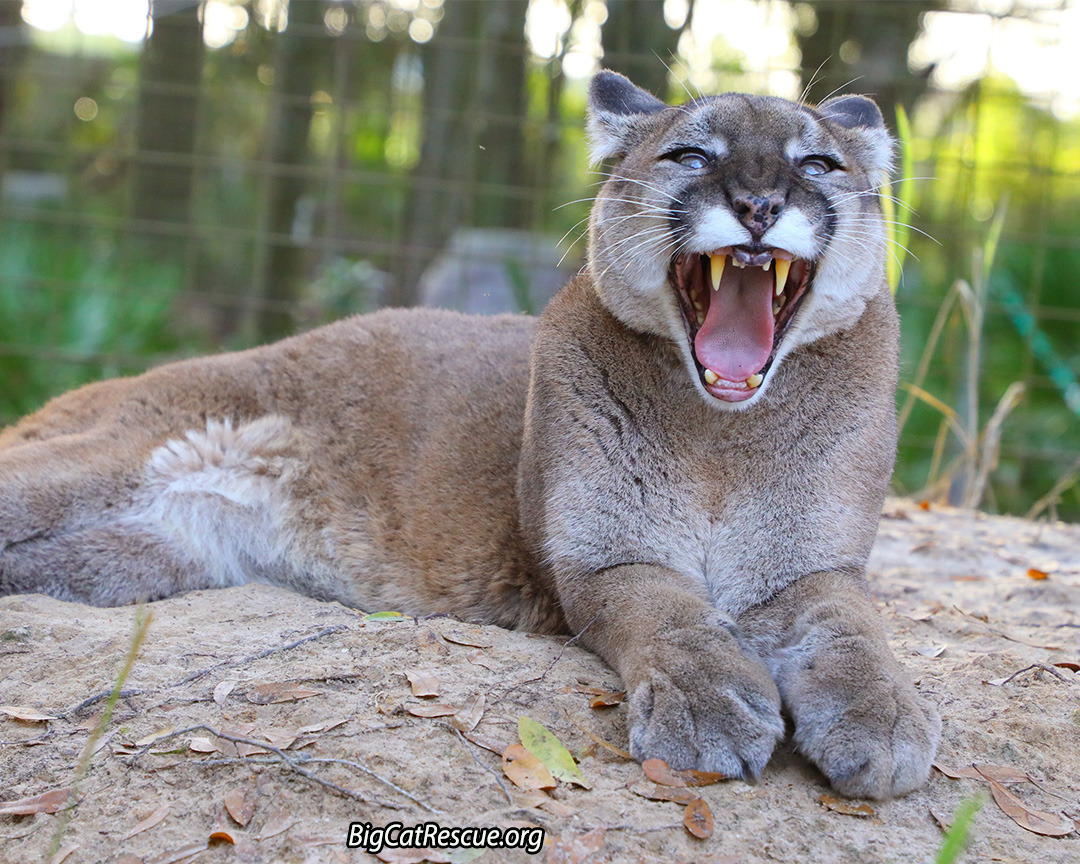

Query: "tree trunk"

xmin=129 ymin=0 xmax=205 ymax=243
xmin=796 ymin=1 xmax=941 ymax=125
xmin=0 ymin=0 xmax=29 ymax=195
xmin=600 ymin=0 xmax=679 ymax=101
xmin=253 ymin=0 xmax=333 ymax=341
xmin=391 ymin=0 xmax=530 ymax=308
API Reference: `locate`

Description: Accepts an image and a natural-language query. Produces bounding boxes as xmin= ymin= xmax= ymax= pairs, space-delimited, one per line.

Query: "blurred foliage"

xmin=0 ymin=219 xmax=203 ymax=416
xmin=0 ymin=1 xmax=1078 ymax=520
xmin=893 ymin=78 xmax=1080 ymax=518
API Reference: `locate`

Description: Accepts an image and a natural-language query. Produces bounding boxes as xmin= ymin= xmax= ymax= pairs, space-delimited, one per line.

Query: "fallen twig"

xmin=127 ymin=723 xmax=441 ymax=814
xmin=61 ymin=624 xmax=348 ymax=717
xmin=436 ymin=721 xmax=513 ymax=805
xmin=997 ymin=663 xmax=1075 ymax=686
xmin=498 ymin=612 xmax=599 ymax=700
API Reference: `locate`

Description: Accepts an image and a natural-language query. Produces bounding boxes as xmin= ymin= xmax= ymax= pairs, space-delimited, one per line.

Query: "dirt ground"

xmin=1 ymin=497 xmax=1078 ymax=864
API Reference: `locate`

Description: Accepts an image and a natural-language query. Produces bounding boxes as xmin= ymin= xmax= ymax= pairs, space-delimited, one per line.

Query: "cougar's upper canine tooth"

xmin=704 ymin=369 xmax=719 ymax=385
xmin=709 ymin=253 xmax=726 ymax=292
xmin=746 ymin=373 xmax=763 ymax=388
xmin=774 ymin=258 xmax=791 ymax=297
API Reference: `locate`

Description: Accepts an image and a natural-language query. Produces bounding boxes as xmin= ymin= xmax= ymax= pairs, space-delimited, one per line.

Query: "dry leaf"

xmin=567 ymin=718 xmax=632 ymax=760
xmin=510 ymin=789 xmax=550 ymax=809
xmin=246 ymin=682 xmax=321 ymax=704
xmin=975 ymin=769 xmax=1075 ymax=836
xmin=463 ymin=730 xmax=509 ymax=754
xmin=503 ymin=743 xmax=556 ymax=790
xmin=0 ymin=787 xmax=73 ymax=815
xmin=121 ymin=803 xmax=170 ymax=840
xmin=1053 ymin=661 xmax=1080 ymax=672
xmin=539 ymin=797 xmax=575 ymax=817
xmin=259 ymin=727 xmax=300 ymax=750
xmin=642 ymin=758 xmax=725 ymax=788
xmin=683 ymin=797 xmax=714 ymax=839
xmin=224 ymin=787 xmax=254 ymax=827
xmin=972 ymin=763 xmax=1031 ymax=784
xmin=450 ymin=694 xmax=485 ymax=732
xmin=467 ymin=649 xmax=499 ymax=670
xmin=257 ymin=808 xmax=299 ymax=840
xmin=208 ymin=828 xmax=236 ymax=844
xmin=136 ymin=727 xmax=175 ymax=747
xmin=234 ymin=740 xmax=267 ymax=757
xmin=443 ymin=630 xmax=494 ymax=649
xmin=407 ymin=703 xmax=459 ymax=718
xmin=568 ymin=686 xmax=626 ymax=708
xmin=918 ymin=500 xmax=931 ymax=510
xmin=628 ymin=780 xmax=699 ymax=805
xmin=212 ymin=680 xmax=236 ymax=705
xmin=376 ymin=849 xmax=453 ymax=864
xmin=929 ymin=808 xmax=952 ymax=832
xmin=1026 ymin=568 xmax=1049 ymax=580
xmin=820 ymin=794 xmax=876 ymax=817
xmin=149 ymin=841 xmax=208 ymax=864
xmin=934 ymin=761 xmax=1030 ymax=784
xmin=0 ymin=705 xmax=57 ymax=722
xmin=188 ymin=737 xmax=218 ymax=754
xmin=405 ymin=670 xmax=440 ymax=698
xmin=545 ymin=827 xmax=605 ymax=864
xmin=916 ymin=643 xmax=947 ymax=658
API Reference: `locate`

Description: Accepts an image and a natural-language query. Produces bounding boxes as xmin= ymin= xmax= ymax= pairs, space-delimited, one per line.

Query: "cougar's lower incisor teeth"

xmin=709 ymin=253 xmax=725 ymax=292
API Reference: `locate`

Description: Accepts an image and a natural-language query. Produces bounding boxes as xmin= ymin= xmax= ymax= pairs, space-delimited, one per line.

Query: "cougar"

xmin=0 ymin=71 xmax=940 ymax=799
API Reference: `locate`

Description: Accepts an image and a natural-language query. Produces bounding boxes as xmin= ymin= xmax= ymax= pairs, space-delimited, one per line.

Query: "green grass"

xmin=0 ymin=220 xmax=207 ymax=422
xmin=935 ymin=795 xmax=983 ymax=864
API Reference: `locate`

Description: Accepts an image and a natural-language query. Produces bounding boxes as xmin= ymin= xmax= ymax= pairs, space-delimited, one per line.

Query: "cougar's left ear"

xmin=587 ymin=70 xmax=668 ymax=163
xmin=817 ymin=94 xmax=894 ymax=179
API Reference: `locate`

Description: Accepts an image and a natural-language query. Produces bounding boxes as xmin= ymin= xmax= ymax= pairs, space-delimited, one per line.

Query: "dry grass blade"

xmin=964 ymin=381 xmax=1025 ymax=509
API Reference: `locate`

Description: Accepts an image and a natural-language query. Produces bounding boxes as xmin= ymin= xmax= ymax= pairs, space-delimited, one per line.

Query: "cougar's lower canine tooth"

xmin=774 ymin=258 xmax=791 ymax=297
xmin=704 ymin=369 xmax=719 ymax=385
xmin=746 ymin=373 xmax=763 ymax=388
xmin=709 ymin=253 xmax=725 ymax=291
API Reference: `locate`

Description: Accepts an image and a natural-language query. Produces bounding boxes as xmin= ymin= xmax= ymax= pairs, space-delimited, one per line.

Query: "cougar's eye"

xmin=665 ymin=148 xmax=710 ymax=170
xmin=799 ymin=156 xmax=838 ymax=176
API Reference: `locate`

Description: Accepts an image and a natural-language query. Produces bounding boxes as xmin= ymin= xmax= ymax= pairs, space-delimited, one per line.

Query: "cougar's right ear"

xmin=587 ymin=70 xmax=668 ymax=163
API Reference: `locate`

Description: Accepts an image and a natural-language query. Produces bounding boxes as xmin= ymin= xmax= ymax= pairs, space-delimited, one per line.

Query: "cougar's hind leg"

xmin=1 ymin=414 xmax=328 ymax=606
xmin=0 ymin=526 xmax=205 ymax=605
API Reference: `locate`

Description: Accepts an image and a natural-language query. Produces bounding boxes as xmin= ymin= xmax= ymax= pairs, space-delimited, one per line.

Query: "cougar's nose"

xmin=732 ymin=193 xmax=785 ymax=238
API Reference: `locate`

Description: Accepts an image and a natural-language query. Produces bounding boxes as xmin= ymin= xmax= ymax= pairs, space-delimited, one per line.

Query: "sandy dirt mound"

xmin=1 ymin=498 xmax=1078 ymax=864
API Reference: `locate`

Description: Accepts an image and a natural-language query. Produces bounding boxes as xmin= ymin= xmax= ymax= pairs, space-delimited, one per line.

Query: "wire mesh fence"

xmin=1 ymin=0 xmax=1079 ymax=520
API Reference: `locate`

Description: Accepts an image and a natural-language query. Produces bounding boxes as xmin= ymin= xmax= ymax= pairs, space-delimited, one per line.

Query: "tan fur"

xmin=0 ymin=72 xmax=939 ymax=798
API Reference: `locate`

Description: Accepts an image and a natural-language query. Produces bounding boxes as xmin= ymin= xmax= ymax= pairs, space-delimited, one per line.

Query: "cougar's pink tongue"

xmin=694 ymin=264 xmax=775 ymax=381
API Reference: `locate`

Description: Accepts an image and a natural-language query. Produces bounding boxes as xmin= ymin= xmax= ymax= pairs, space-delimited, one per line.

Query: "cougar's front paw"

xmin=782 ymin=654 xmax=941 ymax=799
xmin=626 ymin=621 xmax=784 ymax=780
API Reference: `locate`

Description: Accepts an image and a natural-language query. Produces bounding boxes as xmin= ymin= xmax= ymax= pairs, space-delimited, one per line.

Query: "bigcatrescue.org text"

xmin=346 ymin=821 xmax=545 ymax=856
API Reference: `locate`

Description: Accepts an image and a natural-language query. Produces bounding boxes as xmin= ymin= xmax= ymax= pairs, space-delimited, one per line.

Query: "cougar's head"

xmin=585 ymin=71 xmax=893 ymax=409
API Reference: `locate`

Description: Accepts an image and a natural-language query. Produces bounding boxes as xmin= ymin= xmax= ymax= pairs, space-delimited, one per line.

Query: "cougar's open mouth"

xmin=671 ymin=245 xmax=813 ymax=403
